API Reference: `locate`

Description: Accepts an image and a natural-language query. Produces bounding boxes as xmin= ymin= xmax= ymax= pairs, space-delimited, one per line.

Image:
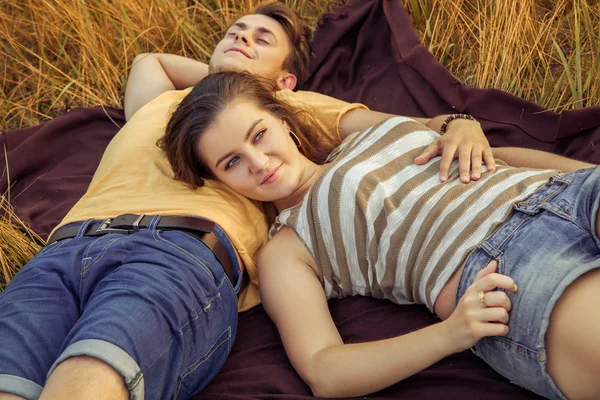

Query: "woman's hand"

xmin=415 ymin=117 xmax=496 ymax=183
xmin=443 ymin=260 xmax=517 ymax=353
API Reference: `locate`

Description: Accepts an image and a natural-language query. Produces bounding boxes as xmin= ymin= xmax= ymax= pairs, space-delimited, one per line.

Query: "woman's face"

xmin=196 ymin=100 xmax=306 ymax=202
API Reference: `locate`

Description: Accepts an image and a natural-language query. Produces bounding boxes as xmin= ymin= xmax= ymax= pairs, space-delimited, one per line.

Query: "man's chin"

xmin=208 ymin=60 xmax=250 ymax=75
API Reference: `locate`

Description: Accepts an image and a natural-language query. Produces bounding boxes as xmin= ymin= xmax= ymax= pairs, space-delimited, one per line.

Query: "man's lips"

xmin=226 ymin=47 xmax=251 ymax=58
xmin=262 ymin=165 xmax=281 ymax=184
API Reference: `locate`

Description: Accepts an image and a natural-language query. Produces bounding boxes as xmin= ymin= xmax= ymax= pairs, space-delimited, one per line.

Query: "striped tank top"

xmin=270 ymin=117 xmax=557 ymax=311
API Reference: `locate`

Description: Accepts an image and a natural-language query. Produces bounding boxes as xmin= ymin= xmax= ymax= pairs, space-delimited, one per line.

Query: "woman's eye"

xmin=257 ymin=38 xmax=268 ymax=44
xmin=225 ymin=156 xmax=240 ymax=170
xmin=253 ymin=129 xmax=266 ymax=143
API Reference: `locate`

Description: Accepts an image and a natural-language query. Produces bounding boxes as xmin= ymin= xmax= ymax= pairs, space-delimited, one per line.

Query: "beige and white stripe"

xmin=271 ymin=117 xmax=557 ymax=311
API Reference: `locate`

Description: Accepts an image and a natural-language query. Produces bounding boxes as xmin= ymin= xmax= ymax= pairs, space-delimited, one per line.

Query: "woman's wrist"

xmin=439 ymin=113 xmax=478 ymax=135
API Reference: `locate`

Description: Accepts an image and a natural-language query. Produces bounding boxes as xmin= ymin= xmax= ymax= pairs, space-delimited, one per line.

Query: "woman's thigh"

xmin=545 ymin=268 xmax=600 ymax=399
xmin=457 ymin=168 xmax=600 ymax=399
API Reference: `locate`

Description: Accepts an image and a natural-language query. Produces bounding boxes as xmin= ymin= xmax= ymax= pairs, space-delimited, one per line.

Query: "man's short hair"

xmin=251 ymin=1 xmax=312 ymax=87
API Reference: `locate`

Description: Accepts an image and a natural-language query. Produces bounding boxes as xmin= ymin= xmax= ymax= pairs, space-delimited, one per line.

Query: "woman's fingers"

xmin=483 ymin=148 xmax=496 ymax=172
xmin=414 ymin=142 xmax=440 ymax=165
xmin=470 ymin=147 xmax=483 ymax=180
xmin=478 ymin=322 xmax=510 ymax=337
xmin=480 ymin=290 xmax=512 ymax=311
xmin=458 ymin=145 xmax=473 ymax=183
xmin=474 ymin=260 xmax=498 ymax=280
xmin=479 ymin=306 xmax=510 ymax=324
xmin=476 ymin=272 xmax=517 ymax=293
xmin=438 ymin=142 xmax=457 ymax=182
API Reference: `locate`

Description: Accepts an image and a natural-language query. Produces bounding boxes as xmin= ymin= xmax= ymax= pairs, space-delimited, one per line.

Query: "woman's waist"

xmin=434 ymin=264 xmax=465 ymax=320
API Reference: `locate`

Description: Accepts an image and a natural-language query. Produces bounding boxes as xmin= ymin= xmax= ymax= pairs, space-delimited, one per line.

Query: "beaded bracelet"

xmin=439 ymin=113 xmax=477 ymax=134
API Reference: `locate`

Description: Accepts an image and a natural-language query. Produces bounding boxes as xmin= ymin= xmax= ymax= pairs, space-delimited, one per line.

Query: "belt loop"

xmin=479 ymin=241 xmax=502 ymax=259
xmin=76 ymin=220 xmax=95 ymax=238
xmin=132 ymin=214 xmax=145 ymax=232
xmin=210 ymin=224 xmax=241 ymax=292
xmin=148 ymin=215 xmax=161 ymax=230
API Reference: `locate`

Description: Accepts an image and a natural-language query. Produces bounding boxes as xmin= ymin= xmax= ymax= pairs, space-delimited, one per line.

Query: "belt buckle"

xmin=95 ymin=217 xmax=132 ymax=234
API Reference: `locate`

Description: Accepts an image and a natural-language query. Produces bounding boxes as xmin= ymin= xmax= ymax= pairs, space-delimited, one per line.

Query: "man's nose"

xmin=234 ymin=30 xmax=251 ymax=45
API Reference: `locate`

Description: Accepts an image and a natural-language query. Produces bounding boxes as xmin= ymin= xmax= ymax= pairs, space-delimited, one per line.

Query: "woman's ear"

xmin=281 ymin=118 xmax=290 ymax=130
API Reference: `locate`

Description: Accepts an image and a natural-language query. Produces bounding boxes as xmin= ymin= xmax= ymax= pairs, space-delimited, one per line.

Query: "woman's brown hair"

xmin=158 ymin=71 xmax=331 ymax=189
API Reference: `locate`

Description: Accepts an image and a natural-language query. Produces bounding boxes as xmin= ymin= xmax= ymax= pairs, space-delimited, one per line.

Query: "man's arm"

xmin=339 ymin=108 xmax=494 ymax=183
xmin=338 ymin=108 xmax=432 ymax=137
xmin=124 ymin=53 xmax=209 ymax=120
xmin=492 ymin=147 xmax=595 ymax=172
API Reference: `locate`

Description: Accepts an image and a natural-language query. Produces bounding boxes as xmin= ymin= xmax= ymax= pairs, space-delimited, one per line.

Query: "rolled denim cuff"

xmin=48 ymin=339 xmax=144 ymax=400
xmin=0 ymin=374 xmax=43 ymax=399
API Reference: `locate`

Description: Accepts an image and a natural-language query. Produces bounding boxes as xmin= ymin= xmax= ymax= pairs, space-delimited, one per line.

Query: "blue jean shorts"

xmin=456 ymin=167 xmax=600 ymax=400
xmin=0 ymin=216 xmax=241 ymax=400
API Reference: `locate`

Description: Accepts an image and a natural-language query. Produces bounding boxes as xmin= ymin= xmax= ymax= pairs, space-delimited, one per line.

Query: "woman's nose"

xmin=248 ymin=151 xmax=268 ymax=173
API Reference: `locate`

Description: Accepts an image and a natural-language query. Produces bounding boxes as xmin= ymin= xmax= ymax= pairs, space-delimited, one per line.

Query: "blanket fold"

xmin=302 ymin=0 xmax=600 ymax=162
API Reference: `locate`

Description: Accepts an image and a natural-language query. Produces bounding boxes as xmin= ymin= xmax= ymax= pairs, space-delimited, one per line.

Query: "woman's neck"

xmin=273 ymin=163 xmax=327 ymax=213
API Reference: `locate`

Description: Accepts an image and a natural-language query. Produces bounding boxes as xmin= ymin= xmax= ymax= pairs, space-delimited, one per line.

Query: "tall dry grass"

xmin=2 ymin=0 xmax=599 ymax=131
xmin=0 ymin=0 xmax=334 ymax=130
xmin=0 ymin=197 xmax=42 ymax=290
xmin=0 ymin=0 xmax=599 ymax=287
xmin=405 ymin=0 xmax=600 ymax=111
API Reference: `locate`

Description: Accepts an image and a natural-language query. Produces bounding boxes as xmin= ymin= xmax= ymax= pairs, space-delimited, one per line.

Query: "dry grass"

xmin=405 ymin=0 xmax=600 ymax=111
xmin=0 ymin=0 xmax=334 ymax=130
xmin=1 ymin=0 xmax=598 ymax=130
xmin=0 ymin=197 xmax=43 ymax=290
xmin=0 ymin=0 xmax=599 ymax=287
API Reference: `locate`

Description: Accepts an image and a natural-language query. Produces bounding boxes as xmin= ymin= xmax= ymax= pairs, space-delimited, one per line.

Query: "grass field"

xmin=1 ymin=0 xmax=599 ymax=287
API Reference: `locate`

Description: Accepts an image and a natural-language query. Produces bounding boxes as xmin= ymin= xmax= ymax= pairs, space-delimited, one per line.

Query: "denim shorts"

xmin=456 ymin=167 xmax=600 ymax=400
xmin=0 ymin=215 xmax=241 ymax=400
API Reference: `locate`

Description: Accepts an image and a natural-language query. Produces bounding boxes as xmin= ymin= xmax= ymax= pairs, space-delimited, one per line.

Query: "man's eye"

xmin=225 ymin=156 xmax=240 ymax=170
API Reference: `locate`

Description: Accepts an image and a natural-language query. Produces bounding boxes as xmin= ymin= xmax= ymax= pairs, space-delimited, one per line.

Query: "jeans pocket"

xmin=171 ymin=327 xmax=233 ymax=400
xmin=514 ymin=177 xmax=570 ymax=216
xmin=35 ymin=238 xmax=72 ymax=257
xmin=154 ymin=230 xmax=215 ymax=281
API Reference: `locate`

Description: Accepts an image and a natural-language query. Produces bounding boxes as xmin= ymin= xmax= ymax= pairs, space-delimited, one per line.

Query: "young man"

xmin=0 ymin=2 xmax=491 ymax=400
xmin=125 ymin=4 xmax=493 ymax=183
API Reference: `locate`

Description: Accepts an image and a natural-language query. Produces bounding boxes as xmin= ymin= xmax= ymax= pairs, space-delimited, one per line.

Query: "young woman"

xmin=160 ymin=71 xmax=600 ymax=400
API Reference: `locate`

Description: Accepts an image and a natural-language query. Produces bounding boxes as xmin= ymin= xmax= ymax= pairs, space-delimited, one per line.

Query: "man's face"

xmin=209 ymin=14 xmax=293 ymax=88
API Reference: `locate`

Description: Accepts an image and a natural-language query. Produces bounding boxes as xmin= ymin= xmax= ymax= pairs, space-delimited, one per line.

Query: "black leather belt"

xmin=47 ymin=214 xmax=236 ymax=283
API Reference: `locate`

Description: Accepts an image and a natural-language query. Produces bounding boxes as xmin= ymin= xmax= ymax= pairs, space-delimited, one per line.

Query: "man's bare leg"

xmin=39 ymin=356 xmax=128 ymax=400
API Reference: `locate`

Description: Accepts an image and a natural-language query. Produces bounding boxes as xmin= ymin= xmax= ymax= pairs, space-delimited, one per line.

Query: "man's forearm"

xmin=492 ymin=147 xmax=595 ymax=172
xmin=338 ymin=108 xmax=433 ymax=140
xmin=124 ymin=53 xmax=209 ymax=120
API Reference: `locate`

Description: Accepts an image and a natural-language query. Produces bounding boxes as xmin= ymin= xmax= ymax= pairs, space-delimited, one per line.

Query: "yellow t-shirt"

xmin=54 ymin=88 xmax=367 ymax=311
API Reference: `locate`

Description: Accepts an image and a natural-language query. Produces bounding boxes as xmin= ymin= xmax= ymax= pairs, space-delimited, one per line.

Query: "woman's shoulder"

xmin=261 ymin=227 xmax=316 ymax=267
xmin=325 ymin=131 xmax=361 ymax=163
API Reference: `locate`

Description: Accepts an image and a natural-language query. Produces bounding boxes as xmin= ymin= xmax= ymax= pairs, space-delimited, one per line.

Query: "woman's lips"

xmin=262 ymin=165 xmax=281 ymax=184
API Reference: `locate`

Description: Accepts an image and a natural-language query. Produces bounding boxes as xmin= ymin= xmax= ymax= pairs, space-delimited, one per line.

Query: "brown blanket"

xmin=4 ymin=0 xmax=596 ymax=398
xmin=1 ymin=107 xmax=125 ymax=240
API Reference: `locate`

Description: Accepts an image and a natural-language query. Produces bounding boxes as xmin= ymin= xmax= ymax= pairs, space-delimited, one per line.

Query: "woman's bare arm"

xmin=259 ymin=228 xmax=470 ymax=398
